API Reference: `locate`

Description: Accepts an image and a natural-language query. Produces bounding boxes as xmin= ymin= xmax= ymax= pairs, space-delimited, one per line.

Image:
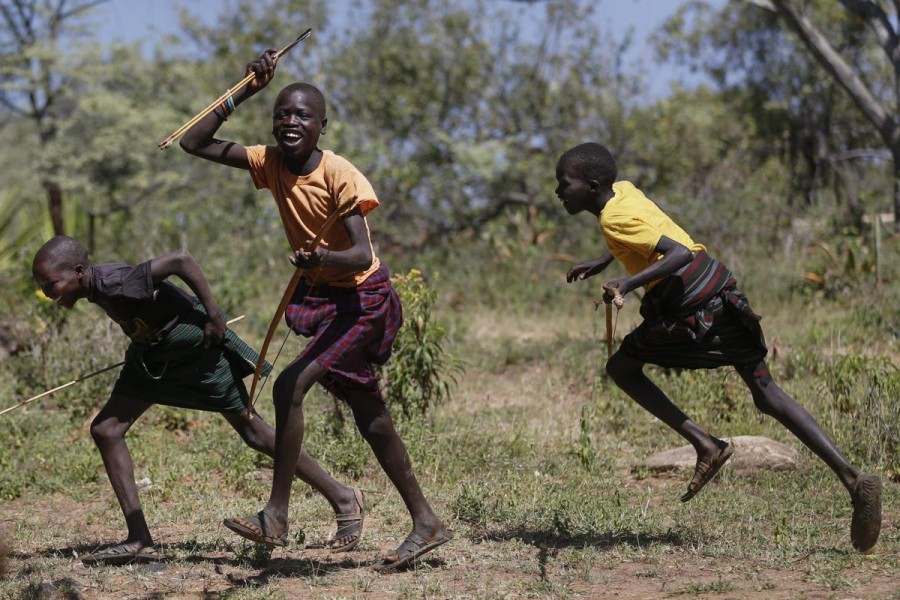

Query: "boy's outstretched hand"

xmin=244 ymin=49 xmax=279 ymax=97
xmin=567 ymin=256 xmax=610 ymax=283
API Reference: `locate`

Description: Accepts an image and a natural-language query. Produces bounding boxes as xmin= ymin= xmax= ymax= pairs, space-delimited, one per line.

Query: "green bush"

xmin=381 ymin=269 xmax=462 ymax=420
xmin=821 ymin=354 xmax=900 ymax=475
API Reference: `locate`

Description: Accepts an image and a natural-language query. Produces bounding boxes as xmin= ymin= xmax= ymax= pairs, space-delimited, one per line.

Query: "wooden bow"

xmin=246 ymin=195 xmax=361 ymax=414
xmin=158 ymin=29 xmax=313 ymax=150
xmin=604 ymin=288 xmax=624 ymax=358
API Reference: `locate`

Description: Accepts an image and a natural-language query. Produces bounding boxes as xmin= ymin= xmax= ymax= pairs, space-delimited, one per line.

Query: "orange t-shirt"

xmin=246 ymin=147 xmax=380 ymax=286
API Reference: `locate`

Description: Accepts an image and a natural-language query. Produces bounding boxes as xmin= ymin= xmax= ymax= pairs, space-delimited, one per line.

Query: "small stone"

xmin=638 ymin=435 xmax=803 ymax=476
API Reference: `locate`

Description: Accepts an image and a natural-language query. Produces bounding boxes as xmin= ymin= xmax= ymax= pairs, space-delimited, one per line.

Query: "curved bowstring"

xmin=246 ymin=195 xmax=361 ymax=415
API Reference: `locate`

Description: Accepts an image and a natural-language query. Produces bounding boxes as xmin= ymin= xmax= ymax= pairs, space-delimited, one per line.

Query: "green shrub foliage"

xmin=381 ymin=269 xmax=461 ymax=420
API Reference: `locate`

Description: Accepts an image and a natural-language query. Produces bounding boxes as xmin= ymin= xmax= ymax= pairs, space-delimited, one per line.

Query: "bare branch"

xmin=764 ymin=0 xmax=893 ymax=138
xmin=837 ymin=0 xmax=899 ymax=63
xmin=0 ymin=2 xmax=29 ymax=46
xmin=58 ymin=0 xmax=109 ymax=22
xmin=830 ymin=148 xmax=892 ymax=161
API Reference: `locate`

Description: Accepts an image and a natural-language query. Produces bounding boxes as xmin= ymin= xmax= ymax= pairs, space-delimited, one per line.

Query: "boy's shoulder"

xmin=602 ymin=181 xmax=644 ymax=217
xmin=93 ymin=262 xmax=135 ymax=277
xmin=321 ymin=150 xmax=363 ymax=173
xmin=320 ymin=151 xmax=374 ymax=189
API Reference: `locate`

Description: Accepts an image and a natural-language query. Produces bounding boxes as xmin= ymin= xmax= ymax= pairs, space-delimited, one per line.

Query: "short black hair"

xmin=33 ymin=236 xmax=89 ymax=274
xmin=275 ymin=82 xmax=327 ymax=117
xmin=559 ymin=143 xmax=617 ymax=187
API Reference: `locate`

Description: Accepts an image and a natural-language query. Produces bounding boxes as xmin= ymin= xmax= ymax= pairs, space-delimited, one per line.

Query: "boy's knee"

xmin=359 ymin=414 xmax=395 ymax=441
xmin=352 ymin=403 xmax=394 ymax=441
xmin=605 ymin=351 xmax=634 ymax=382
xmin=739 ymin=363 xmax=777 ymax=414
xmin=90 ymin=418 xmax=124 ymax=444
xmin=272 ymin=372 xmax=307 ymax=407
xmin=604 ymin=358 xmax=618 ymax=380
xmin=752 ymin=394 xmax=776 ymax=415
xmin=242 ymin=429 xmax=271 ymax=453
xmin=234 ymin=420 xmax=271 ymax=452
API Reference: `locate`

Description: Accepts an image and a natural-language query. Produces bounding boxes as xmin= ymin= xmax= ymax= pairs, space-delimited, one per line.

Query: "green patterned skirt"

xmin=112 ymin=305 xmax=271 ymax=413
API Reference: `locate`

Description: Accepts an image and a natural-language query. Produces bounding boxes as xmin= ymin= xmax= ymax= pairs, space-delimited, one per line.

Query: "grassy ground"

xmin=0 ymin=282 xmax=897 ymax=598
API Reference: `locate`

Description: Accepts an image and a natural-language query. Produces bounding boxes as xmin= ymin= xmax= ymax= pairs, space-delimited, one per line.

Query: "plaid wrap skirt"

xmin=621 ymin=251 xmax=768 ymax=371
xmin=285 ymin=265 xmax=402 ymax=395
xmin=113 ymin=304 xmax=272 ymax=413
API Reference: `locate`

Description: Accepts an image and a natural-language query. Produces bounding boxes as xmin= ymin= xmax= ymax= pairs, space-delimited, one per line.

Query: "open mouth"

xmin=280 ymin=131 xmax=302 ymax=143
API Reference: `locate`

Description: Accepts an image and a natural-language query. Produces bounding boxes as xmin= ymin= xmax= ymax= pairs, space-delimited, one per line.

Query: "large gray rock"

xmin=639 ymin=435 xmax=803 ymax=476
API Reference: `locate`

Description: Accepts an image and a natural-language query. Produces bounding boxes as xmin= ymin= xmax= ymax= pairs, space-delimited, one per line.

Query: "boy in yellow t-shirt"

xmin=179 ymin=51 xmax=450 ymax=571
xmin=556 ymin=142 xmax=881 ymax=553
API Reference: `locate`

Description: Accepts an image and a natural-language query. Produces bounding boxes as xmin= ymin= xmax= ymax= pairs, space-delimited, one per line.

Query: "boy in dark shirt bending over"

xmin=556 ymin=143 xmax=881 ymax=553
xmin=32 ymin=236 xmax=366 ymax=565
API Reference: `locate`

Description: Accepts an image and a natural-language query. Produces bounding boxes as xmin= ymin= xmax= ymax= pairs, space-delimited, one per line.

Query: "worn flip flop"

xmin=850 ymin=473 xmax=882 ymax=553
xmin=373 ymin=529 xmax=454 ymax=572
xmin=81 ymin=542 xmax=163 ymax=567
xmin=223 ymin=512 xmax=288 ymax=547
xmin=329 ymin=488 xmax=365 ymax=553
xmin=680 ymin=441 xmax=734 ymax=502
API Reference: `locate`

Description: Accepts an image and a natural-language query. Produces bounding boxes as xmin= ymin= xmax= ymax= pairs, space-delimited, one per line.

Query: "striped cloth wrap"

xmin=285 ymin=264 xmax=401 ymax=399
xmin=621 ymin=251 xmax=768 ymax=371
xmin=112 ymin=304 xmax=271 ymax=413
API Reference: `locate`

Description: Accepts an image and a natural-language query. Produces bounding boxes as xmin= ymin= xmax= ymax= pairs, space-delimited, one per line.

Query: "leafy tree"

xmin=656 ymin=0 xmax=890 ymax=223
xmin=322 ymin=0 xmax=640 ymax=247
xmin=750 ymin=0 xmax=900 ymax=223
xmin=659 ymin=0 xmax=899 ymax=223
xmin=0 ymin=0 xmax=110 ymax=235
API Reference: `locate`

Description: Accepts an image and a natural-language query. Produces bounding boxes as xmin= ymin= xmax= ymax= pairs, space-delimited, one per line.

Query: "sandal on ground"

xmin=81 ymin=541 xmax=163 ymax=566
xmin=373 ymin=529 xmax=454 ymax=573
xmin=223 ymin=511 xmax=288 ymax=547
xmin=850 ymin=473 xmax=882 ymax=553
xmin=680 ymin=441 xmax=734 ymax=502
xmin=328 ymin=488 xmax=365 ymax=553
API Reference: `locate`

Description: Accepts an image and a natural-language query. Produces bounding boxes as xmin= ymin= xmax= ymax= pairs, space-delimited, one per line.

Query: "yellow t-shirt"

xmin=246 ymin=147 xmax=380 ymax=286
xmin=600 ymin=181 xmax=706 ymax=291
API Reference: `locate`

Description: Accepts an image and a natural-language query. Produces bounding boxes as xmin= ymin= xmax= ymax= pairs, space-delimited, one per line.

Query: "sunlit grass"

xmin=0 ymin=266 xmax=897 ymax=597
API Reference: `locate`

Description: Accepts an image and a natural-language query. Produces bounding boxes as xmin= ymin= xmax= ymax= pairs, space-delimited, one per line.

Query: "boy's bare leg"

xmin=344 ymin=387 xmax=446 ymax=540
xmin=90 ymin=395 xmax=155 ymax=548
xmin=737 ymin=363 xmax=859 ymax=493
xmin=222 ymin=407 xmax=359 ymax=515
xmin=605 ymin=351 xmax=723 ymax=457
xmin=739 ymin=361 xmax=880 ymax=551
xmin=248 ymin=357 xmax=326 ymax=538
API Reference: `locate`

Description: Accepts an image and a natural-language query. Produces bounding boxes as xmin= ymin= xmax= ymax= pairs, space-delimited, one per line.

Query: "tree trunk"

xmin=893 ymin=156 xmax=900 ymax=227
xmin=43 ymin=180 xmax=65 ymax=236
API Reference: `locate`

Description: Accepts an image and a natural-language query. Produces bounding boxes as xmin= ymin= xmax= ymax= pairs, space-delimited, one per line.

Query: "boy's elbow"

xmin=171 ymin=248 xmax=196 ymax=270
xmin=179 ymin=136 xmax=198 ymax=154
xmin=353 ymin=246 xmax=373 ymax=271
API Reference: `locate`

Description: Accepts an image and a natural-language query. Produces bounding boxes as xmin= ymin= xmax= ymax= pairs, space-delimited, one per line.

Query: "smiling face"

xmin=555 ymin=159 xmax=599 ymax=216
xmin=33 ymin=259 xmax=86 ymax=309
xmin=271 ymin=86 xmax=327 ymax=165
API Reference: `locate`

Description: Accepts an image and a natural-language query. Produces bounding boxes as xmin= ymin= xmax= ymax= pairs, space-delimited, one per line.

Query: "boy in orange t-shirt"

xmin=180 ymin=51 xmax=450 ymax=571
